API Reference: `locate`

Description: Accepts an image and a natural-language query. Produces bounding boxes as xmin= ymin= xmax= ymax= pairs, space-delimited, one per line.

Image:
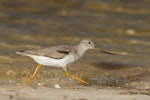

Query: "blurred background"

xmin=0 ymin=0 xmax=149 ymax=89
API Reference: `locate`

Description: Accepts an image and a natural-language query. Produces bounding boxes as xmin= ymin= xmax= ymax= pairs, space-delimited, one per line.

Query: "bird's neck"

xmin=76 ymin=45 xmax=88 ymax=57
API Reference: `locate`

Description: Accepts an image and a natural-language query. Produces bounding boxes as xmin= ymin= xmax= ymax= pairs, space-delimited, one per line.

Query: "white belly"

xmin=28 ymin=54 xmax=75 ymax=68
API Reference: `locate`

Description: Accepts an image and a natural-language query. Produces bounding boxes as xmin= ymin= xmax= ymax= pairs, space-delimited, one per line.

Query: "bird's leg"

xmin=65 ymin=70 xmax=88 ymax=84
xmin=27 ymin=64 xmax=42 ymax=85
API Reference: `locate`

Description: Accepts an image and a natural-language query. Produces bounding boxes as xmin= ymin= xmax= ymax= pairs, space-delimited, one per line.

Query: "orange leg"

xmin=27 ymin=64 xmax=42 ymax=85
xmin=65 ymin=71 xmax=88 ymax=84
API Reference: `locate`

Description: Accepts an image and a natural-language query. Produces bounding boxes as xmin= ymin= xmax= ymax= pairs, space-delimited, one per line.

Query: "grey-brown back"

xmin=18 ymin=45 xmax=78 ymax=59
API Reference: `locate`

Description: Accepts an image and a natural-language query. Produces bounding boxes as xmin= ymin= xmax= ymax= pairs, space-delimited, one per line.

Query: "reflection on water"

xmin=0 ymin=0 xmax=150 ymax=90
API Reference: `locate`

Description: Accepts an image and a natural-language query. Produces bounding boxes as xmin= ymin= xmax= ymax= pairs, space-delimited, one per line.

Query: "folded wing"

xmin=18 ymin=46 xmax=73 ymax=59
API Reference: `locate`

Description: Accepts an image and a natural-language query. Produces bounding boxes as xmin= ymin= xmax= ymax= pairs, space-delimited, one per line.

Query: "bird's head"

xmin=80 ymin=40 xmax=115 ymax=55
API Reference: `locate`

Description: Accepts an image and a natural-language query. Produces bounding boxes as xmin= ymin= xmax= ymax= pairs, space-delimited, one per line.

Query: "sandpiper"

xmin=16 ymin=40 xmax=115 ymax=84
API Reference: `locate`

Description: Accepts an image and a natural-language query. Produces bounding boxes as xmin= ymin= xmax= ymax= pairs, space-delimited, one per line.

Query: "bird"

xmin=16 ymin=40 xmax=115 ymax=85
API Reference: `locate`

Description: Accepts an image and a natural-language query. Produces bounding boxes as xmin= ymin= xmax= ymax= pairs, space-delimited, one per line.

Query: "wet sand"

xmin=0 ymin=85 xmax=150 ymax=100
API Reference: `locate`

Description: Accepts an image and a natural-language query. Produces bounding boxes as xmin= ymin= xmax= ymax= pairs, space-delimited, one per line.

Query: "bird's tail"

xmin=16 ymin=51 xmax=25 ymax=54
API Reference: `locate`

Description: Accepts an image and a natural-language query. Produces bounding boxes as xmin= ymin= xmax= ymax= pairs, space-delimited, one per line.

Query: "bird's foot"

xmin=27 ymin=77 xmax=33 ymax=85
xmin=27 ymin=64 xmax=42 ymax=85
xmin=65 ymin=71 xmax=88 ymax=84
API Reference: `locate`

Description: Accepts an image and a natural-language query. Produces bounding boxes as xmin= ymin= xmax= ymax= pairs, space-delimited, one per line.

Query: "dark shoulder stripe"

xmin=57 ymin=50 xmax=69 ymax=55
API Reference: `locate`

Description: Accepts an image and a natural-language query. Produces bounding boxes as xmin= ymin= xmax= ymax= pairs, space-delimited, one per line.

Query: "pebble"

xmin=54 ymin=84 xmax=61 ymax=88
xmin=5 ymin=70 xmax=17 ymax=76
xmin=5 ymin=80 xmax=16 ymax=85
xmin=126 ymin=29 xmax=136 ymax=35
xmin=37 ymin=83 xmax=47 ymax=86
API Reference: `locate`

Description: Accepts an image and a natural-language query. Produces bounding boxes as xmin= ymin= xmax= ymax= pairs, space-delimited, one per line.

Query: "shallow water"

xmin=0 ymin=0 xmax=150 ymax=91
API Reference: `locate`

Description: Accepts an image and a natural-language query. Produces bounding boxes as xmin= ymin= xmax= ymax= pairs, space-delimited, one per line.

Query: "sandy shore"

xmin=0 ymin=85 xmax=149 ymax=100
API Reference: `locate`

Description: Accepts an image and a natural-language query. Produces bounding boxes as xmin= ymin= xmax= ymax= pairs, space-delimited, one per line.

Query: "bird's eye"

xmin=88 ymin=42 xmax=91 ymax=44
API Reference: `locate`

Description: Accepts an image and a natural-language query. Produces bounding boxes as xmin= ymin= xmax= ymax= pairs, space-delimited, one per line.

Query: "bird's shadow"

xmin=91 ymin=61 xmax=135 ymax=70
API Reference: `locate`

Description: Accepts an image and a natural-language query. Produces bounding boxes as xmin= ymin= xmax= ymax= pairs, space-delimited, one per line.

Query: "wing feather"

xmin=23 ymin=46 xmax=72 ymax=59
